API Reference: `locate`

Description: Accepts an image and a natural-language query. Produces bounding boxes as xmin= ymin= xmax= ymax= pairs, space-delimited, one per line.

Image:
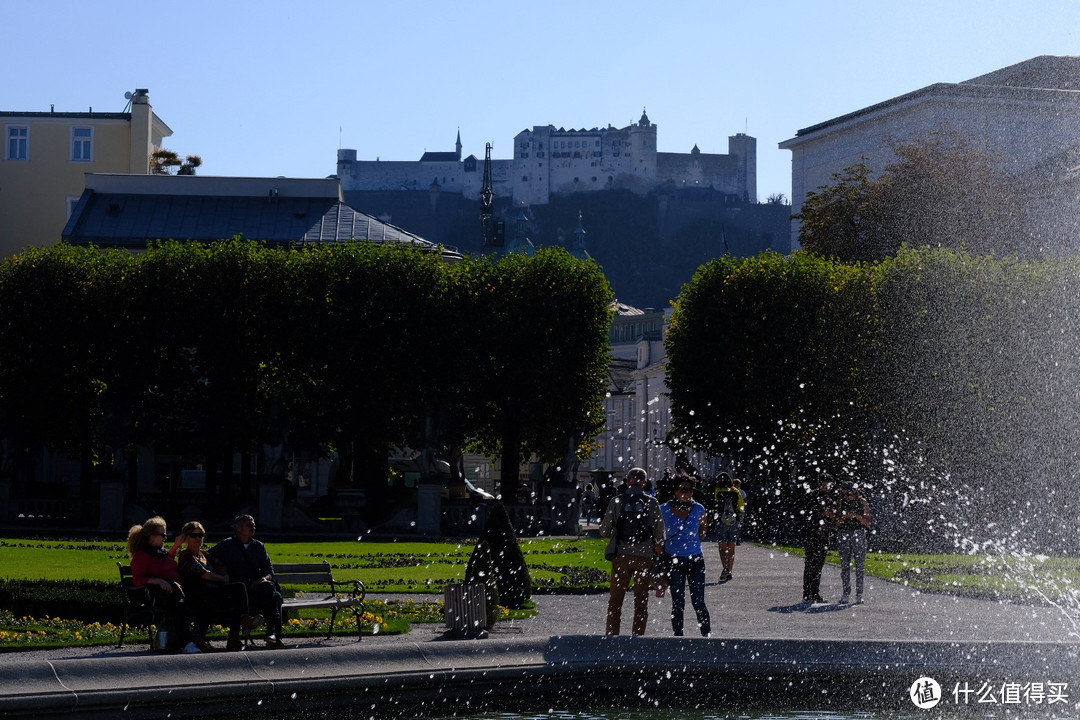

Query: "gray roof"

xmin=608 ymin=357 xmax=639 ymax=394
xmin=786 ymin=55 xmax=1080 ymax=141
xmin=419 ymin=151 xmax=459 ymax=162
xmin=63 ymin=189 xmax=454 ymax=255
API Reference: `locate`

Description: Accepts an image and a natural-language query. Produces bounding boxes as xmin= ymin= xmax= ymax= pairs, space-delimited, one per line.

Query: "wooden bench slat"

xmin=275 ymin=573 xmax=334 ymax=584
xmin=274 ymin=563 xmax=331 ymax=573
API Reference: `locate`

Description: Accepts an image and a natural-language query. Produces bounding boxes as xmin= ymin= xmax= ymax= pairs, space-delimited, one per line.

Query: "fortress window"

xmin=522 ymin=175 xmax=528 ymax=182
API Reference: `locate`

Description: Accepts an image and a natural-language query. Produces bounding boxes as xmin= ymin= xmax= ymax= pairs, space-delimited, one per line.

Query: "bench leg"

xmin=352 ymin=605 xmax=363 ymax=641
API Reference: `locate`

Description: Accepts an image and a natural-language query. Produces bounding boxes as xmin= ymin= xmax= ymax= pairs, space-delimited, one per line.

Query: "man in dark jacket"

xmin=209 ymin=514 xmax=284 ymax=648
xmin=802 ymin=475 xmax=836 ymax=604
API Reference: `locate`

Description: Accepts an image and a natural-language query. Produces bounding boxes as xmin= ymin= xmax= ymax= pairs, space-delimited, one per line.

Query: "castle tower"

xmin=728 ymin=133 xmax=757 ymax=203
xmin=628 ymin=108 xmax=658 ymax=190
xmin=456 ymin=128 xmax=462 ymax=161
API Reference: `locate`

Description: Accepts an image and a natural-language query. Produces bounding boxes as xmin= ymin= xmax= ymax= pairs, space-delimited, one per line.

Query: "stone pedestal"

xmin=0 ymin=481 xmax=11 ymax=522
xmin=259 ymin=482 xmax=285 ymax=530
xmin=417 ymin=483 xmax=443 ymax=535
xmin=548 ymin=486 xmax=579 ymax=535
xmin=99 ymin=481 xmax=125 ymax=530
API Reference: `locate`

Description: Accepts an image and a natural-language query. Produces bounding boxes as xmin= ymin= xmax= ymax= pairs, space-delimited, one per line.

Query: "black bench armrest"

xmin=328 ymin=577 xmax=365 ymax=601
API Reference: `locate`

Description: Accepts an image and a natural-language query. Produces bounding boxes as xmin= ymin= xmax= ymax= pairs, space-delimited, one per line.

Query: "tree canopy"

xmin=794 ymin=128 xmax=1026 ymax=262
xmin=0 ymin=241 xmax=613 ymax=508
xmin=665 ymin=246 xmax=1080 ymax=552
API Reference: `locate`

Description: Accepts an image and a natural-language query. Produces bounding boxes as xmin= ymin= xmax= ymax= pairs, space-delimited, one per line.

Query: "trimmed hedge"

xmin=0 ymin=579 xmax=123 ymax=624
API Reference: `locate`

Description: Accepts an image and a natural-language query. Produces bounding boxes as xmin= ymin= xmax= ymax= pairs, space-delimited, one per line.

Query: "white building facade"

xmin=779 ymin=55 xmax=1080 ymax=252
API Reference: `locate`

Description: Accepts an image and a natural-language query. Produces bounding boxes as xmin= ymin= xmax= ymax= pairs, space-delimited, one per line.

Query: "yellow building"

xmin=0 ymin=89 xmax=172 ymax=258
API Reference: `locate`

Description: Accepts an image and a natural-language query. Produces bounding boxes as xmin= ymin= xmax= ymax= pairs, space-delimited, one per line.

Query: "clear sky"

xmin=6 ymin=0 xmax=1080 ymax=202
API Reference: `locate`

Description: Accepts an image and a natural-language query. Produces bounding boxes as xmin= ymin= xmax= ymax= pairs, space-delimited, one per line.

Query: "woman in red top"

xmin=126 ymin=516 xmax=203 ymax=653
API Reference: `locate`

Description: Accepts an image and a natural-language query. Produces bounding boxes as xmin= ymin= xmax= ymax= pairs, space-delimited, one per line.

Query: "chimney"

xmin=129 ymin=89 xmax=152 ymax=173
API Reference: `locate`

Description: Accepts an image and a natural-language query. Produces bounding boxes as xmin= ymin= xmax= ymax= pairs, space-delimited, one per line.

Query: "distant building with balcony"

xmin=1 ymin=89 xmax=172 ymax=258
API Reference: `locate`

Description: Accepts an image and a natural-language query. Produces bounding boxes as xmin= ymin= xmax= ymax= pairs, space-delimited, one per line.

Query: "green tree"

xmin=795 ymin=128 xmax=1026 ymax=262
xmin=793 ymin=162 xmax=885 ymax=262
xmin=467 ymin=249 xmax=613 ymax=498
xmin=0 ymin=245 xmax=135 ymax=499
xmin=665 ymin=251 xmax=876 ymax=471
xmin=123 ymin=239 xmax=289 ymax=498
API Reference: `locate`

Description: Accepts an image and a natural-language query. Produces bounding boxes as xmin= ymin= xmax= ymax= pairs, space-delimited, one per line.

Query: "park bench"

xmin=117 ymin=560 xmax=366 ymax=648
xmin=117 ymin=562 xmax=168 ymax=649
xmin=275 ymin=561 xmax=366 ymax=640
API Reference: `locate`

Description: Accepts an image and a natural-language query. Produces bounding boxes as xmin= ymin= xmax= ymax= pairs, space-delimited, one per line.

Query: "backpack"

xmin=616 ymin=494 xmax=652 ymax=541
xmin=720 ymin=492 xmax=738 ymax=527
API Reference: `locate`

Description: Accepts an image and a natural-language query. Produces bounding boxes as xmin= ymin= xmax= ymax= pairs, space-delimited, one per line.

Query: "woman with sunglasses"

xmin=125 ymin=516 xmax=202 ymax=653
xmin=177 ymin=521 xmax=250 ymax=651
xmin=659 ymin=478 xmax=712 ymax=636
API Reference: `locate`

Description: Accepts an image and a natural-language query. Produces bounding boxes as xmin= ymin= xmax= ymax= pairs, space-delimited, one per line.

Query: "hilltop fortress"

xmin=336 ymin=110 xmax=757 ymax=206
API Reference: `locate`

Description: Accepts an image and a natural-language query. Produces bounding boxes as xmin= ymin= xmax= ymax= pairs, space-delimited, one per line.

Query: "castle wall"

xmin=337 ymin=113 xmax=754 ymax=207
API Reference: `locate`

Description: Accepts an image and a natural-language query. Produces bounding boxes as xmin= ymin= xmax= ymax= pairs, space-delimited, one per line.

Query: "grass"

xmin=0 ymin=537 xmax=608 ymax=592
xmin=769 ymin=543 xmax=1080 ymax=605
xmin=0 ymin=535 xmax=589 ymax=650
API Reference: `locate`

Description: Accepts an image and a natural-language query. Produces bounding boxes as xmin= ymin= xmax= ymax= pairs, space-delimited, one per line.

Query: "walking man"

xmin=600 ymin=467 xmax=665 ymax=635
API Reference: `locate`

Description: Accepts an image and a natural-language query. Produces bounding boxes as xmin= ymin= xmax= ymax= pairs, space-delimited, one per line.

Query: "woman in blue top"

xmin=660 ymin=478 xmax=712 ymax=636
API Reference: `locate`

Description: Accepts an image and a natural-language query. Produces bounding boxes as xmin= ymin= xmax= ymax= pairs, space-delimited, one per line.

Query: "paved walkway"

xmin=2 ymin=543 xmax=1078 ymax=717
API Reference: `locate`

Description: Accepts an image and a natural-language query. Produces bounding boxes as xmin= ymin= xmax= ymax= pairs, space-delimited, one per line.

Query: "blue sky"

xmin=6 ymin=0 xmax=1080 ymax=201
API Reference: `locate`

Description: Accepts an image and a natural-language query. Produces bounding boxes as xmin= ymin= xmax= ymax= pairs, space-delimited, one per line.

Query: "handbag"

xmin=604 ymin=531 xmax=619 ymax=561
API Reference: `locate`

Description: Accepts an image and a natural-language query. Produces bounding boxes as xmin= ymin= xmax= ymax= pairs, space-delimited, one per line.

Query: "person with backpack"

xmin=660 ymin=476 xmax=712 ymax=636
xmin=714 ymin=474 xmax=743 ymax=581
xmin=600 ymin=467 xmax=665 ymax=635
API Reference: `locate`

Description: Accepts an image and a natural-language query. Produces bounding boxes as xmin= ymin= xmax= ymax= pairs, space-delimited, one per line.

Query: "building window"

xmin=71 ymin=127 xmax=92 ymax=161
xmin=6 ymin=126 xmax=28 ymax=160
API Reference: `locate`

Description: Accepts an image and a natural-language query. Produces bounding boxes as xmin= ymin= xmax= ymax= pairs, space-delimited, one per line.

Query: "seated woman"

xmin=126 ymin=516 xmax=203 ymax=653
xmin=176 ymin=520 xmax=251 ymax=652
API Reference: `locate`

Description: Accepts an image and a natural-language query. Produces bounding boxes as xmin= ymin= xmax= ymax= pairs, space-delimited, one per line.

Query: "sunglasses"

xmin=187 ymin=533 xmax=205 ymax=538
xmin=151 ymin=531 xmax=167 ymax=537
xmin=676 ymin=486 xmax=694 ymax=492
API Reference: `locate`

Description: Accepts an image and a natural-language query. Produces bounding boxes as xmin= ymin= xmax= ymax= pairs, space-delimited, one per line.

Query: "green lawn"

xmin=772 ymin=544 xmax=1080 ymax=604
xmin=0 ymin=536 xmax=609 ymax=592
